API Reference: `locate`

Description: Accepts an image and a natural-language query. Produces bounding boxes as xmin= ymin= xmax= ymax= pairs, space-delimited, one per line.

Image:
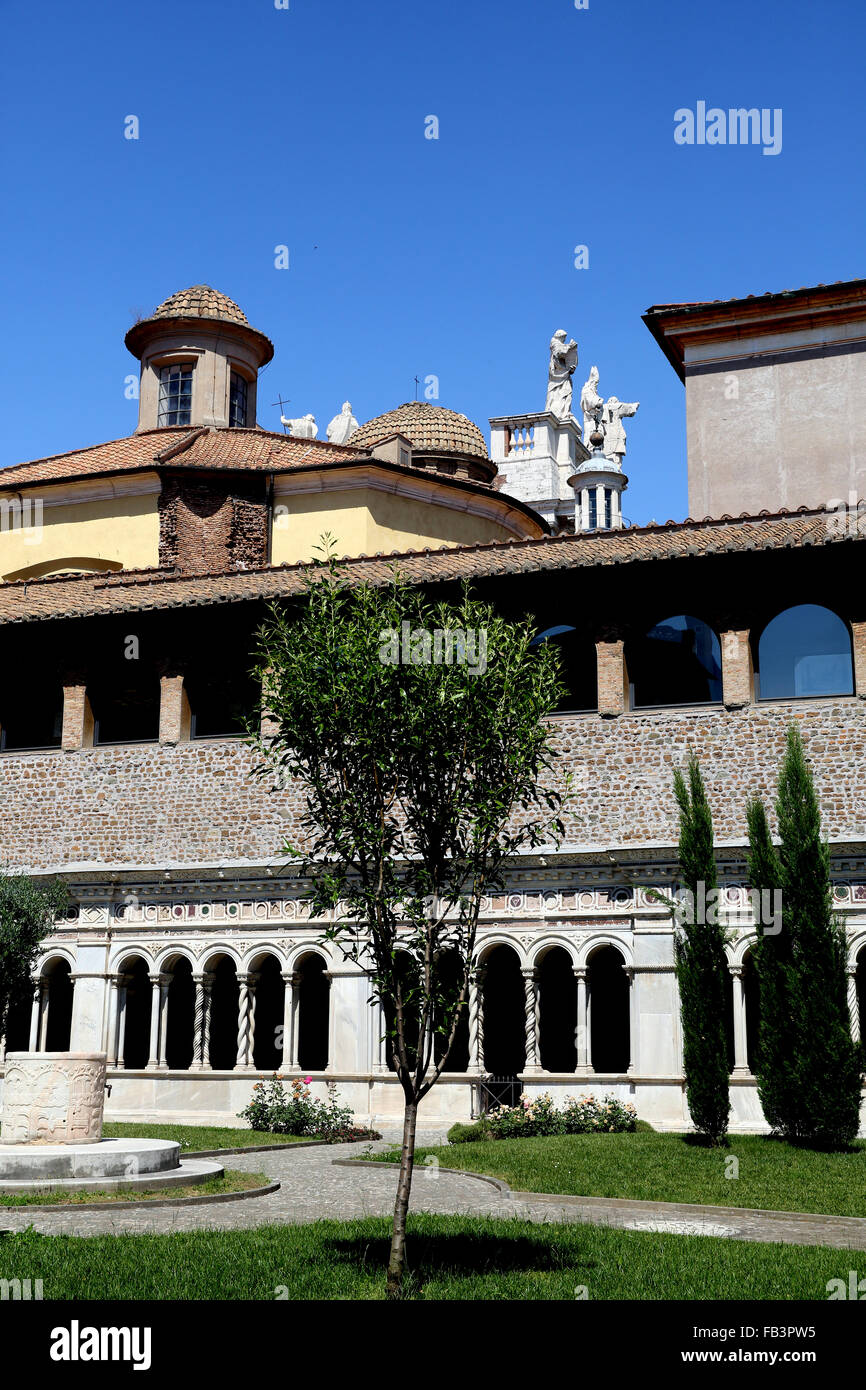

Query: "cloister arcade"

xmin=5 ymin=931 xmax=860 ymax=1088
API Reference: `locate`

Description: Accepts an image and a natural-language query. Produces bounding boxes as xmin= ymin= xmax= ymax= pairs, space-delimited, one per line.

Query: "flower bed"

xmin=448 ymin=1091 xmax=637 ymax=1143
xmin=239 ymin=1076 xmax=380 ymax=1143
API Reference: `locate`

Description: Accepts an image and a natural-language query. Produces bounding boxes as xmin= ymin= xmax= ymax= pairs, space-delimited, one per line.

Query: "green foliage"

xmin=248 ymin=551 xmax=567 ymax=1100
xmin=477 ymin=1091 xmax=637 ymax=1139
xmin=672 ymin=756 xmax=730 ymax=1143
xmin=446 ymin=1120 xmax=490 ymax=1144
xmin=747 ymin=726 xmax=862 ymax=1148
xmin=0 ymin=873 xmax=67 ymax=1037
xmin=238 ymin=1075 xmax=380 ymax=1143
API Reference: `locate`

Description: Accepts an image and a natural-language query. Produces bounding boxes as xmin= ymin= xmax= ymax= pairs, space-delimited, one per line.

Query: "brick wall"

xmin=0 ymin=699 xmax=862 ymax=873
xmin=158 ymin=471 xmax=268 ymax=573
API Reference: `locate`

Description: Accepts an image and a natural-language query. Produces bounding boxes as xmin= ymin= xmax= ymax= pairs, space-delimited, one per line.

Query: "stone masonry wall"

xmin=0 ymin=699 xmax=862 ymax=873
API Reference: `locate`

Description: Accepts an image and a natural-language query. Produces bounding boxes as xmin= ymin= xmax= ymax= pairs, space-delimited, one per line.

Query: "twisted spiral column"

xmin=848 ymin=968 xmax=861 ymax=1045
xmin=235 ymin=974 xmax=252 ymax=1070
xmin=522 ymin=967 xmax=541 ymax=1073
xmin=201 ymin=975 xmax=214 ymax=1071
xmin=190 ymin=974 xmax=205 ymax=1070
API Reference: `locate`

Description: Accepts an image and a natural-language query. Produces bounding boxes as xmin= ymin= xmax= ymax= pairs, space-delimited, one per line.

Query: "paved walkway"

xmin=2 ymin=1140 xmax=864 ymax=1250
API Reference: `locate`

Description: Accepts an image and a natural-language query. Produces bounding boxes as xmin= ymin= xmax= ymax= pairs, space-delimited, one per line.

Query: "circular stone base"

xmin=0 ymin=1138 xmax=224 ymax=1193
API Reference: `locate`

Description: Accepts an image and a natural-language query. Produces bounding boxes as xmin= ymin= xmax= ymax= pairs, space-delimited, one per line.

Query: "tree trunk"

xmin=386 ymin=1097 xmax=418 ymax=1298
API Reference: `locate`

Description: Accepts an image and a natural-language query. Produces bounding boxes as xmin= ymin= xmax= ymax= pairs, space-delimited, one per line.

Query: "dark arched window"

xmin=756 ymin=605 xmax=853 ymax=700
xmin=628 ymin=614 xmax=722 ymax=708
xmin=531 ymin=626 xmax=597 ymax=713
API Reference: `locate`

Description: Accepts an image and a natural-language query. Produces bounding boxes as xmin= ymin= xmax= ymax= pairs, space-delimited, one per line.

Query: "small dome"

xmin=125 ymin=284 xmax=273 ymax=364
xmin=350 ymin=401 xmax=490 ymax=461
xmin=150 ymin=284 xmax=252 ymax=328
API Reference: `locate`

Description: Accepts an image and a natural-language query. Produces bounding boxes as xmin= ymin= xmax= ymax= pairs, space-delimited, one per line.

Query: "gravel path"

xmin=2 ymin=1140 xmax=865 ymax=1250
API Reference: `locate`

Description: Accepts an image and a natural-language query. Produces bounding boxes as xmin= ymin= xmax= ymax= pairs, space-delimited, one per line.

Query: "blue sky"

xmin=1 ymin=0 xmax=864 ymax=524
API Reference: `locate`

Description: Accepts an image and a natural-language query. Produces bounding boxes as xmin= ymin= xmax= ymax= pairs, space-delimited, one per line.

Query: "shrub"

xmin=457 ymin=1091 xmax=638 ymax=1142
xmin=238 ymin=1076 xmax=380 ymax=1143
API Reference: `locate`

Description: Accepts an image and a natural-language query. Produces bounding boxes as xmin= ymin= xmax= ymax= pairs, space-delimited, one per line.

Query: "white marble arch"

xmin=111 ymin=946 xmax=156 ymax=973
xmin=474 ymin=933 xmax=529 ymax=968
xmin=242 ymin=944 xmax=288 ymax=973
xmin=847 ymin=924 xmax=866 ymax=970
xmin=285 ymin=942 xmax=333 ymax=972
xmin=527 ymin=935 xmax=580 ymax=969
xmin=576 ymin=933 xmax=634 ymax=970
xmin=198 ymin=944 xmax=244 ymax=973
xmin=728 ymin=931 xmax=759 ymax=969
xmin=36 ymin=947 xmax=77 ymax=974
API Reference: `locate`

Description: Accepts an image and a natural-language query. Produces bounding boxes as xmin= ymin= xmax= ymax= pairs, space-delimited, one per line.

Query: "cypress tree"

xmin=745 ymin=796 xmax=793 ymax=1134
xmin=767 ymin=726 xmax=861 ymax=1147
xmin=673 ymin=755 xmax=730 ymax=1144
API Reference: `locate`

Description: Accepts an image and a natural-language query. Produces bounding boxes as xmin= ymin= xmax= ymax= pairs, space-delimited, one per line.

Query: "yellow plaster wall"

xmin=271 ymin=487 xmax=521 ymax=564
xmin=0 ymin=486 xmax=160 ymax=581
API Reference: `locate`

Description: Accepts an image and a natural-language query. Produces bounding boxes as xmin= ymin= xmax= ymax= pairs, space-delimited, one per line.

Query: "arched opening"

xmin=251 ymin=954 xmax=284 ymax=1071
xmin=296 ymin=954 xmax=329 ymax=1072
xmin=386 ymin=952 xmax=421 ymax=1073
xmin=531 ymin=626 xmax=597 ymax=713
xmin=480 ymin=945 xmax=524 ymax=1083
xmin=756 ymin=604 xmax=854 ymax=700
xmin=42 ymin=959 xmax=73 ymax=1052
xmin=433 ymin=950 xmax=470 ymax=1072
xmin=628 ymin=614 xmax=722 ymax=708
xmin=120 ymin=958 xmax=152 ymax=1070
xmin=587 ymin=945 xmax=630 ymax=1073
xmin=538 ymin=946 xmax=577 ymax=1072
xmin=164 ymin=956 xmax=195 ymax=1070
xmin=207 ymin=956 xmax=239 ymax=1070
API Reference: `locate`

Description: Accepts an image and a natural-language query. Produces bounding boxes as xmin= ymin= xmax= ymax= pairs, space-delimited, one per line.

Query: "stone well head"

xmin=0 ymin=1052 xmax=107 ymax=1145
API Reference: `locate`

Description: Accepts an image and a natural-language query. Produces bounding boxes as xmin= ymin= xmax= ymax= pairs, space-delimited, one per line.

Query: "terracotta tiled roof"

xmin=645 ymin=277 xmax=866 ymax=316
xmin=0 ymin=506 xmax=858 ymax=628
xmin=0 ymin=428 xmax=364 ymax=490
xmin=349 ymin=402 xmax=489 ymax=460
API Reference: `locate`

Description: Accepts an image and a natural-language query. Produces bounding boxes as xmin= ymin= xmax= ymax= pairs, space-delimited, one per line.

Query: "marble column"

xmin=236 ymin=974 xmax=252 ymax=1070
xmin=190 ymin=973 xmax=206 ymax=1071
xmin=28 ymin=977 xmax=43 ymax=1052
xmin=522 ymin=968 xmax=541 ymax=1073
xmin=244 ymin=974 xmax=259 ymax=1072
xmin=201 ymin=975 xmax=214 ymax=1071
xmin=290 ymin=972 xmax=302 ymax=1069
xmin=105 ymin=975 xmax=122 ymax=1067
xmin=146 ymin=973 xmax=162 ymax=1070
xmin=157 ymin=975 xmax=171 ymax=1070
xmin=730 ymin=966 xmax=750 ymax=1076
xmin=468 ymin=976 xmax=483 ymax=1072
xmin=848 ymin=968 xmax=861 ymax=1045
xmin=115 ymin=976 xmax=129 ymax=1070
xmin=280 ymin=971 xmax=294 ymax=1070
xmin=625 ymin=965 xmax=637 ymax=1075
xmin=574 ymin=968 xmax=592 ymax=1074
xmin=324 ymin=972 xmax=335 ymax=1074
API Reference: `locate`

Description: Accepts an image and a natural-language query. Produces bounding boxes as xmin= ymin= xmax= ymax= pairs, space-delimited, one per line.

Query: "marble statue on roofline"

xmin=281 ymin=413 xmax=318 ymax=439
xmin=326 ymin=401 xmax=360 ymax=445
xmin=600 ymin=395 xmax=640 ymax=462
xmin=545 ymin=330 xmax=579 ymax=417
xmin=579 ymin=366 xmax=603 ymax=446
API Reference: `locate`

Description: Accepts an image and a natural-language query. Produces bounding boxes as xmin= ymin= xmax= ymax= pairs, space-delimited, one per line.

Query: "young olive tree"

xmin=249 ymin=556 xmax=566 ymax=1297
xmin=0 ymin=873 xmax=67 ymax=1042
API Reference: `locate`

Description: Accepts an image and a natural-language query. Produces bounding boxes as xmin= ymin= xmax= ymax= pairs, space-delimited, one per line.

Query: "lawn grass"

xmin=0 ymin=1216 xmax=858 ymax=1299
xmin=102 ymin=1122 xmax=314 ymax=1151
xmin=0 ymin=1170 xmax=268 ymax=1207
xmin=373 ymin=1131 xmax=866 ymax=1217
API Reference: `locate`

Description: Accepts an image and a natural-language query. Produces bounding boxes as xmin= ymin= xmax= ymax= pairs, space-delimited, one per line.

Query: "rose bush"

xmin=239 ymin=1075 xmax=380 ymax=1143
